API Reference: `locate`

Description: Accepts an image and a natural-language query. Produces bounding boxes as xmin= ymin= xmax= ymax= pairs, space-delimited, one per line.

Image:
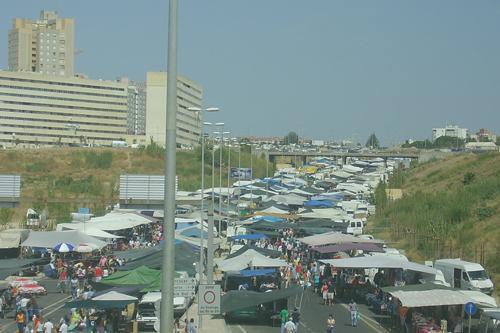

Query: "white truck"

xmin=434 ymin=259 xmax=494 ymax=295
xmin=135 ymin=291 xmax=190 ymax=331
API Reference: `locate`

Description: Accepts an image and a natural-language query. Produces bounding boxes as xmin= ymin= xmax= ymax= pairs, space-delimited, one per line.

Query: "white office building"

xmin=8 ymin=10 xmax=75 ymax=77
xmin=432 ymin=125 xmax=468 ymax=141
xmin=145 ymin=72 xmax=202 ymax=148
xmin=0 ymin=71 xmax=128 ymax=147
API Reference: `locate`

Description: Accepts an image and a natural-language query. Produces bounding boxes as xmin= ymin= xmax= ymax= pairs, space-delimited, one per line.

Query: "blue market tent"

xmin=304 ymin=200 xmax=334 ymax=208
xmin=230 ymin=233 xmax=268 ymax=241
xmin=251 ymin=215 xmax=284 ymax=223
xmin=239 ymin=268 xmax=276 ymax=277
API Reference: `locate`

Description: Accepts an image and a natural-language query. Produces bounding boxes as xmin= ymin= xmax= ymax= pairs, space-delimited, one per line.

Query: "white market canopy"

xmin=73 ymin=212 xmax=154 ymax=231
xmin=21 ymin=230 xmax=107 ymax=249
xmin=320 ymin=255 xmax=438 ymax=276
xmin=299 ymin=231 xmax=383 ymax=247
xmin=267 ymin=193 xmax=306 ymax=206
xmin=389 ymin=289 xmax=471 ymax=308
xmin=218 ymin=249 xmax=287 ymax=272
xmin=256 ymin=206 xmax=290 ymax=215
xmin=93 ymin=291 xmax=138 ymax=302
xmin=299 ymin=208 xmax=345 ymax=220
xmin=56 ymin=224 xmax=123 ymax=239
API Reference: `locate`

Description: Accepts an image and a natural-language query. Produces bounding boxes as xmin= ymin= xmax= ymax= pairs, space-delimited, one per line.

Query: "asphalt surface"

xmin=228 ymin=288 xmax=390 ymax=333
xmin=0 ymin=279 xmax=70 ymax=333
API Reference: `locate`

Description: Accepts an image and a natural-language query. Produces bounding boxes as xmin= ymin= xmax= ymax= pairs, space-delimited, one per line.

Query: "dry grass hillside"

xmin=0 ymin=147 xmax=271 ymax=226
xmin=370 ymin=152 xmax=500 ymax=296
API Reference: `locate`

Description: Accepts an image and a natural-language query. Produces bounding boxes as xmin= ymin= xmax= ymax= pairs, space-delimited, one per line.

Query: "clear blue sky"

xmin=1 ymin=1 xmax=499 ymax=145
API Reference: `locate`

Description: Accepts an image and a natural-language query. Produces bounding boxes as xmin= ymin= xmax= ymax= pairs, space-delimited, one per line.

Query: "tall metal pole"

xmin=226 ymin=139 xmax=231 ymax=227
xmin=250 ymin=144 xmax=253 ymax=206
xmin=207 ymin=135 xmax=216 ymax=284
xmin=218 ymin=128 xmax=224 ymax=238
xmin=160 ymin=0 xmax=177 ymax=331
xmin=199 ymin=114 xmax=205 ymax=282
xmin=266 ymin=151 xmax=269 ymax=191
xmin=237 ymin=144 xmax=241 ymax=216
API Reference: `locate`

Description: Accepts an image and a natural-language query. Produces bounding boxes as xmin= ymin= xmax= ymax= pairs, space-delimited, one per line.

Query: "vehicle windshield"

xmin=468 ymin=270 xmax=489 ymax=280
xmin=138 ymin=304 xmax=156 ymax=317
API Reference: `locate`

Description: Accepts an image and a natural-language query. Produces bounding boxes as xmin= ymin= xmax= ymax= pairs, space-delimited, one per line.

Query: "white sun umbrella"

xmin=75 ymin=243 xmax=99 ymax=253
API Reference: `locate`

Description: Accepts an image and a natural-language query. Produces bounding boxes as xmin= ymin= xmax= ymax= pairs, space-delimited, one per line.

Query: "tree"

xmin=365 ymin=133 xmax=380 ymax=149
xmin=0 ymin=208 xmax=14 ymax=228
xmin=283 ymin=131 xmax=299 ymax=145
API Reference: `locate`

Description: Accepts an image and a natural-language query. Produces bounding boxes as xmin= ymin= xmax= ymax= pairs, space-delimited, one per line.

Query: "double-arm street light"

xmin=187 ymin=107 xmax=219 ymax=282
xmin=214 ymin=130 xmax=230 ymax=238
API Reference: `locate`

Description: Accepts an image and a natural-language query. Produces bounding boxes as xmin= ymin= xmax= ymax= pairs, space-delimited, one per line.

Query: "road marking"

xmin=236 ymin=324 xmax=248 ymax=333
xmin=2 ymin=295 xmax=70 ymax=331
xmin=339 ymin=304 xmax=388 ymax=333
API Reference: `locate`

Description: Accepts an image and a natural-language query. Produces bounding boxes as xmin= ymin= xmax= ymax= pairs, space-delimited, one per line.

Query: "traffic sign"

xmin=174 ymin=277 xmax=196 ymax=297
xmin=464 ymin=302 xmax=476 ymax=316
xmin=198 ymin=284 xmax=221 ymax=315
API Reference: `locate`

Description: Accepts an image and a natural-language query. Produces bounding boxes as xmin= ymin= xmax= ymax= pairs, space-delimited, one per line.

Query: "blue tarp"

xmin=239 ymin=268 xmax=276 ymax=277
xmin=230 ymin=233 xmax=268 ymax=241
xmin=304 ymin=200 xmax=334 ymax=208
xmin=180 ymin=228 xmax=208 ymax=239
xmin=251 ymin=215 xmax=284 ymax=223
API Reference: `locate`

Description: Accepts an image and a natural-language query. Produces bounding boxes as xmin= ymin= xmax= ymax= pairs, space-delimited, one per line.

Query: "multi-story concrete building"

xmin=432 ymin=125 xmax=468 ymax=141
xmin=8 ymin=10 xmax=75 ymax=77
xmin=120 ymin=79 xmax=147 ymax=135
xmin=145 ymin=72 xmax=202 ymax=147
xmin=0 ymin=71 xmax=128 ymax=147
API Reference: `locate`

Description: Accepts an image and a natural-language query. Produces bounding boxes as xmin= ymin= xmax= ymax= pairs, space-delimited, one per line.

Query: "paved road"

xmin=0 ymin=279 xmax=70 ymax=332
xmin=228 ymin=289 xmax=389 ymax=333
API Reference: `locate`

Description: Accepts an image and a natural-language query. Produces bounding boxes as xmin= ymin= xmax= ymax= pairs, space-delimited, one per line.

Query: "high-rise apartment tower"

xmin=8 ymin=10 xmax=75 ymax=77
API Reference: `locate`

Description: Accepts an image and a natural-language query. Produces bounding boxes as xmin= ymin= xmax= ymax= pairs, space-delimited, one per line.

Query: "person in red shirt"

xmin=95 ymin=266 xmax=103 ymax=282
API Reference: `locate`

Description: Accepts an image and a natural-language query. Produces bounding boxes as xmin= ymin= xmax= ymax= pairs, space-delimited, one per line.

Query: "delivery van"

xmin=136 ymin=292 xmax=190 ymax=331
xmin=434 ymin=259 xmax=494 ymax=295
xmin=346 ymin=219 xmax=363 ymax=236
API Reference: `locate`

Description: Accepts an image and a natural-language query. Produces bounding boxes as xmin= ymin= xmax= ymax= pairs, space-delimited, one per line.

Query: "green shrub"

xmin=476 ymin=207 xmax=495 ymax=221
xmin=26 ymin=161 xmax=48 ymax=172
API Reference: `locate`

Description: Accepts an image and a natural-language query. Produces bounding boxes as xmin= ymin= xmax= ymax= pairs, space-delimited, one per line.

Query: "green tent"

xmin=101 ymin=265 xmax=160 ymax=286
xmin=100 ymin=265 xmax=182 ymax=292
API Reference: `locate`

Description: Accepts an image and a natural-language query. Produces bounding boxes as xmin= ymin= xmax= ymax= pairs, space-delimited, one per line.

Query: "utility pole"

xmin=160 ymin=0 xmax=177 ymax=332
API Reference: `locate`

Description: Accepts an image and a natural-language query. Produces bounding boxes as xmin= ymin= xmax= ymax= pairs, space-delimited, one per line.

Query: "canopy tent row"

xmin=65 ymin=291 xmax=138 ymax=309
xmin=21 ymin=230 xmax=107 ymax=249
xmin=218 ymin=249 xmax=287 ymax=272
xmin=319 ymin=255 xmax=439 ymax=276
xmin=299 ymin=231 xmax=383 ymax=247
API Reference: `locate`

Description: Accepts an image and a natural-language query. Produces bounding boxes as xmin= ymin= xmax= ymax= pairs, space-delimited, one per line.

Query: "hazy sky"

xmin=1 ymin=1 xmax=499 ymax=145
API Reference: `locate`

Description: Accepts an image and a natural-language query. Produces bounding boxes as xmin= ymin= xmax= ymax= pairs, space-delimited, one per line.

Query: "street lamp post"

xmin=214 ymin=130 xmax=229 ymax=238
xmin=207 ymin=123 xmax=222 ymax=284
xmin=160 ymin=0 xmax=178 ymax=331
xmin=187 ymin=107 xmax=219 ymax=284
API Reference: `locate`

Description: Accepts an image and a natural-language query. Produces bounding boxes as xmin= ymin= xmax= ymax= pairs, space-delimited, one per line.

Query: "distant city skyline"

xmin=1 ymin=1 xmax=499 ymax=145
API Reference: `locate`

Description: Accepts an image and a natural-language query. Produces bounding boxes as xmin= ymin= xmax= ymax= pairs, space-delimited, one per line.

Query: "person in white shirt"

xmin=59 ymin=321 xmax=68 ymax=333
xmin=284 ymin=317 xmax=296 ymax=333
xmin=43 ymin=319 xmax=54 ymax=333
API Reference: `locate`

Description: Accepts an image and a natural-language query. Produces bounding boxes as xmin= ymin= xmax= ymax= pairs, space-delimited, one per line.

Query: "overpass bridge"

xmin=266 ymin=150 xmax=420 ymax=165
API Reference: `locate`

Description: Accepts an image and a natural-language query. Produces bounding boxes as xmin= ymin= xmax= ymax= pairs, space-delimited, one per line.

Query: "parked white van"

xmin=434 ymin=259 xmax=494 ymax=295
xmin=136 ymin=292 xmax=190 ymax=331
xmin=346 ymin=219 xmax=363 ymax=236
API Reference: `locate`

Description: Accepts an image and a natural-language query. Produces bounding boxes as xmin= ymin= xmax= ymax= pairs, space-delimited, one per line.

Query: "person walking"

xmin=187 ymin=318 xmax=197 ymax=333
xmin=291 ymin=307 xmax=300 ymax=333
xmin=348 ymin=300 xmax=358 ymax=327
xmin=326 ymin=314 xmax=336 ymax=333
xmin=15 ymin=309 xmax=26 ymax=333
xmin=0 ymin=295 xmax=4 ymax=319
xmin=43 ymin=318 xmax=54 ymax=333
xmin=321 ymin=282 xmax=328 ymax=305
xmin=327 ymin=281 xmax=335 ymax=306
xmin=280 ymin=307 xmax=289 ymax=333
xmin=284 ymin=316 xmax=296 ymax=333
